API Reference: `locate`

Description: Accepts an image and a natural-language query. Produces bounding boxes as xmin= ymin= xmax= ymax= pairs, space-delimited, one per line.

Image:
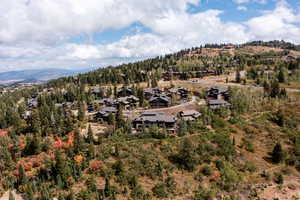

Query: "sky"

xmin=0 ymin=0 xmax=300 ymax=72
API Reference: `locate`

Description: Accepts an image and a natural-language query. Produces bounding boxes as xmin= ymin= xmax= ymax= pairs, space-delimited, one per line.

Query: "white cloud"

xmin=0 ymin=0 xmax=199 ymax=44
xmin=246 ymin=1 xmax=300 ymax=43
xmin=0 ymin=0 xmax=300 ymax=72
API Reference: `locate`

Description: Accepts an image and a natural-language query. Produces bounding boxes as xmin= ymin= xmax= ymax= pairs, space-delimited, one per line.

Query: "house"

xmin=133 ymin=111 xmax=177 ymax=133
xmin=179 ymin=110 xmax=201 ymax=121
xmin=143 ymin=87 xmax=162 ymax=99
xmin=117 ymin=86 xmax=133 ymax=97
xmin=117 ymin=95 xmax=139 ymax=109
xmin=94 ymin=106 xmax=117 ymax=122
xmin=195 ymin=70 xmax=216 ymax=78
xmin=168 ymin=87 xmax=189 ymax=99
xmin=149 ymin=94 xmax=171 ymax=108
xmin=99 ymin=98 xmax=118 ymax=107
xmin=207 ymin=86 xmax=229 ymax=100
xmin=208 ymin=99 xmax=231 ymax=109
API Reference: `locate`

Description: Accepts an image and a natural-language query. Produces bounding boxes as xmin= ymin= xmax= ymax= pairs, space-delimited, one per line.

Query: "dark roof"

xmin=209 ymin=86 xmax=228 ymax=93
xmin=149 ymin=95 xmax=170 ymax=103
xmin=134 ymin=111 xmax=177 ymax=123
xmin=117 ymin=95 xmax=139 ymax=104
xmin=208 ymin=99 xmax=231 ymax=109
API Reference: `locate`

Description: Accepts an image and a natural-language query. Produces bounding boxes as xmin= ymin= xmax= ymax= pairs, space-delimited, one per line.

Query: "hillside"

xmin=0 ymin=41 xmax=300 ymax=200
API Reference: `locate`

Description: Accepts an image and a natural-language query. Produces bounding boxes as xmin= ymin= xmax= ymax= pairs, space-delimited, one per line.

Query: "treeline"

xmin=245 ymin=40 xmax=300 ymax=51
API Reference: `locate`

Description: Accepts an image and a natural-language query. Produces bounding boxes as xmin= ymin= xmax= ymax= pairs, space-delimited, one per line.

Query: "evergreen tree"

xmin=87 ymin=124 xmax=94 ymax=143
xmin=74 ymin=130 xmax=84 ymax=154
xmin=277 ymin=68 xmax=286 ymax=83
xmin=271 ymin=143 xmax=284 ymax=163
xmin=178 ymin=120 xmax=188 ymax=137
xmin=115 ymin=105 xmax=124 ymax=129
xmin=104 ymin=178 xmax=112 ymax=197
xmin=270 ymin=80 xmax=280 ymax=98
xmin=78 ymin=103 xmax=86 ymax=121
xmin=17 ymin=164 xmax=27 ymax=186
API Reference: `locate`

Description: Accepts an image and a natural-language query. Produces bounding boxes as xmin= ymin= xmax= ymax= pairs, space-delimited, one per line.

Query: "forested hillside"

xmin=0 ymin=41 xmax=300 ymax=200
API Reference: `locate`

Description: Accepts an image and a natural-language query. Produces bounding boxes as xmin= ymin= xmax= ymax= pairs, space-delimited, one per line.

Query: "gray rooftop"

xmin=208 ymin=99 xmax=231 ymax=106
xmin=134 ymin=111 xmax=176 ymax=123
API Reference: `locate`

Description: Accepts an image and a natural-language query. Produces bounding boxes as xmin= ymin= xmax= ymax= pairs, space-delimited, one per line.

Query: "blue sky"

xmin=0 ymin=0 xmax=299 ymax=72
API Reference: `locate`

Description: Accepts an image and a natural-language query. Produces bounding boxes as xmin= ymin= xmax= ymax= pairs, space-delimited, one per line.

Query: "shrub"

xmin=131 ymin=185 xmax=151 ymax=200
xmin=244 ymin=161 xmax=257 ymax=173
xmin=193 ymin=186 xmax=215 ymax=200
xmin=274 ymin=173 xmax=284 ymax=184
xmin=152 ymin=183 xmax=169 ymax=198
xmin=201 ymin=165 xmax=212 ymax=176
xmin=169 ymin=138 xmax=198 ymax=171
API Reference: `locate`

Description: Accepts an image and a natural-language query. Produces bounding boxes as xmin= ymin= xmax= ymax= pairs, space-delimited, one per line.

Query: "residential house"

xmin=133 ymin=111 xmax=177 ymax=133
xmin=117 ymin=86 xmax=133 ymax=97
xmin=168 ymin=87 xmax=189 ymax=99
xmin=117 ymin=95 xmax=139 ymax=109
xmin=207 ymin=86 xmax=229 ymax=100
xmin=91 ymin=87 xmax=105 ymax=98
xmin=179 ymin=110 xmax=201 ymax=121
xmin=143 ymin=87 xmax=162 ymax=99
xmin=99 ymin=98 xmax=118 ymax=107
xmin=149 ymin=94 xmax=171 ymax=108
xmin=195 ymin=70 xmax=216 ymax=78
xmin=94 ymin=106 xmax=117 ymax=122
xmin=208 ymin=99 xmax=231 ymax=109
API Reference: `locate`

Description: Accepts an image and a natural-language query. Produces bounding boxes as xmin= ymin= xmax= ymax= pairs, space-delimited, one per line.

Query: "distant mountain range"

xmin=0 ymin=68 xmax=93 ymax=85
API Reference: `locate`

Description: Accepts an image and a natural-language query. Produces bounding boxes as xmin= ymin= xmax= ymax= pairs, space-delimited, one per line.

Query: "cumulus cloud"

xmin=0 ymin=0 xmax=198 ymax=44
xmin=0 ymin=0 xmax=299 ymax=72
xmin=246 ymin=1 xmax=300 ymax=42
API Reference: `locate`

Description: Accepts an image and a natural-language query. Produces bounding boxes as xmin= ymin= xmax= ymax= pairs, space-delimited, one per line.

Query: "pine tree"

xmin=78 ymin=103 xmax=86 ymax=121
xmin=178 ymin=120 xmax=188 ymax=137
xmin=270 ymin=80 xmax=280 ymax=98
xmin=277 ymin=68 xmax=286 ymax=83
xmin=87 ymin=124 xmax=94 ymax=144
xmin=271 ymin=143 xmax=284 ymax=163
xmin=74 ymin=130 xmax=84 ymax=154
xmin=17 ymin=164 xmax=27 ymax=186
xmin=115 ymin=105 xmax=124 ymax=129
xmin=104 ymin=178 xmax=111 ymax=197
